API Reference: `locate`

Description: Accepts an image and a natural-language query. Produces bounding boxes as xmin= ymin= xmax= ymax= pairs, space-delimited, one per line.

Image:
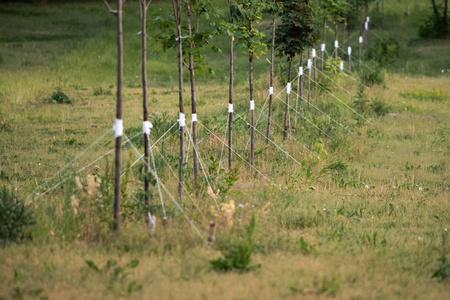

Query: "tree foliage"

xmin=275 ymin=0 xmax=320 ymax=61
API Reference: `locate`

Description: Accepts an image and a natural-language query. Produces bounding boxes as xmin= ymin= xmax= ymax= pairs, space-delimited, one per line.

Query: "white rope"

xmin=185 ymin=125 xmax=220 ymax=209
xmin=124 ymin=133 xmax=204 ymax=240
xmin=148 ymin=135 xmax=167 ymax=218
xmin=254 ymin=106 xmax=313 ymax=155
xmin=25 ymin=128 xmax=110 ymax=201
xmin=272 ymin=92 xmax=332 ymax=139
xmin=303 ymin=72 xmax=371 ymax=124
xmin=27 ymin=131 xmax=141 ymax=204
xmin=289 ymin=89 xmax=353 ymax=134
xmin=197 ymin=121 xmax=281 ymax=191
xmin=234 ymin=111 xmax=304 ymax=167
xmin=217 ymin=119 xmax=229 ymax=176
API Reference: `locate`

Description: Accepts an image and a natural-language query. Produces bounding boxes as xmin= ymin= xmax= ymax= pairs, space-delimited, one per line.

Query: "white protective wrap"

xmin=359 ymin=36 xmax=363 ymax=44
xmin=143 ymin=121 xmax=153 ymax=135
xmin=307 ymin=59 xmax=312 ymax=69
xmin=269 ymin=86 xmax=274 ymax=95
xmin=348 ymin=46 xmax=352 ymax=55
xmin=250 ymin=100 xmax=255 ymax=110
xmin=298 ymin=66 xmax=303 ymax=76
xmin=365 ymin=21 xmax=368 ymax=31
xmin=178 ymin=112 xmax=186 ymax=127
xmin=340 ymin=61 xmax=344 ymax=71
xmin=286 ymin=82 xmax=291 ymax=95
xmin=191 ymin=113 xmax=198 ymax=123
xmin=335 ymin=40 xmax=339 ymax=48
xmin=113 ymin=118 xmax=123 ymax=138
xmin=367 ymin=16 xmax=370 ymax=22
xmin=228 ymin=103 xmax=234 ymax=113
xmin=312 ymin=49 xmax=316 ymax=58
xmin=321 ymin=43 xmax=326 ymax=51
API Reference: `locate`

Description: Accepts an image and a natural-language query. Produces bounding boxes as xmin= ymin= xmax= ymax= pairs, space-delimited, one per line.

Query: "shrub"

xmin=50 ymin=87 xmax=71 ymax=104
xmin=419 ymin=13 xmax=449 ymax=39
xmin=366 ymin=37 xmax=399 ymax=65
xmin=359 ymin=62 xmax=384 ymax=86
xmin=0 ymin=187 xmax=35 ymax=241
xmin=370 ymin=99 xmax=391 ymax=117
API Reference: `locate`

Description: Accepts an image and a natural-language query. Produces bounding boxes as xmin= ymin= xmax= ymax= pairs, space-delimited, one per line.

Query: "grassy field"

xmin=1 ymin=0 xmax=450 ymax=299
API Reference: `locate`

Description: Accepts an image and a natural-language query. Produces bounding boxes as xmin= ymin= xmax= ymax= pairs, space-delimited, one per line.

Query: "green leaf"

xmin=127 ymin=259 xmax=140 ymax=269
xmin=85 ymin=260 xmax=100 ymax=272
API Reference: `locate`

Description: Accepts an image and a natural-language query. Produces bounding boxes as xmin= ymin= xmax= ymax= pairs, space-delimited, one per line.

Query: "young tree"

xmin=102 ymin=0 xmax=125 ymax=234
xmin=172 ymin=0 xmax=185 ymax=201
xmin=139 ymin=0 xmax=152 ymax=218
xmin=275 ymin=0 xmax=319 ymax=139
xmin=265 ymin=0 xmax=283 ymax=145
xmin=232 ymin=0 xmax=268 ymax=166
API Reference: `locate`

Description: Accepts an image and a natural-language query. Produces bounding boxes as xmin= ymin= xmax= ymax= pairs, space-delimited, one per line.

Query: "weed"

xmin=50 ymin=87 xmax=71 ymax=104
xmin=298 ymin=236 xmax=315 ymax=255
xmin=0 ymin=187 xmax=35 ymax=242
xmin=85 ymin=258 xmax=142 ymax=292
xmin=432 ymin=231 xmax=450 ymax=281
xmin=210 ymin=213 xmax=260 ymax=272
xmin=370 ymin=99 xmax=391 ymax=117
xmin=93 ymin=86 xmax=112 ymax=96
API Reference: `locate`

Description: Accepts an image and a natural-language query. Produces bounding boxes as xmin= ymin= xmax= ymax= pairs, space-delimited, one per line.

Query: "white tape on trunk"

xmin=307 ymin=59 xmax=312 ymax=69
xmin=143 ymin=121 xmax=153 ymax=135
xmin=228 ymin=103 xmax=234 ymax=113
xmin=321 ymin=43 xmax=326 ymax=51
xmin=335 ymin=40 xmax=339 ymax=48
xmin=286 ymin=82 xmax=291 ymax=95
xmin=366 ymin=16 xmax=370 ymax=22
xmin=113 ymin=118 xmax=123 ymax=138
xmin=191 ymin=113 xmax=197 ymax=123
xmin=298 ymin=66 xmax=303 ymax=76
xmin=348 ymin=46 xmax=352 ymax=55
xmin=365 ymin=22 xmax=368 ymax=31
xmin=250 ymin=100 xmax=255 ymax=110
xmin=312 ymin=49 xmax=316 ymax=58
xmin=178 ymin=112 xmax=186 ymax=127
xmin=340 ymin=61 xmax=344 ymax=71
xmin=269 ymin=86 xmax=274 ymax=95
xmin=359 ymin=36 xmax=363 ymax=44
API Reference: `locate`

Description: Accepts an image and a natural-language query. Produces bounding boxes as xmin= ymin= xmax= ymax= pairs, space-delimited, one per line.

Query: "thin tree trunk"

xmin=334 ymin=14 xmax=338 ymax=60
xmin=307 ymin=50 xmax=311 ymax=108
xmin=266 ymin=16 xmax=276 ymax=145
xmin=348 ymin=16 xmax=351 ymax=72
xmin=228 ymin=1 xmax=233 ymax=170
xmin=139 ymin=0 xmax=150 ymax=212
xmin=431 ymin=0 xmax=439 ymax=17
xmin=173 ymin=0 xmax=184 ymax=201
xmin=228 ymin=34 xmax=233 ymax=169
xmin=186 ymin=1 xmax=198 ymax=196
xmin=295 ymin=52 xmax=303 ymax=126
xmin=322 ymin=16 xmax=327 ymax=72
xmin=444 ymin=0 xmax=449 ymax=34
xmin=283 ymin=58 xmax=292 ymax=140
xmin=113 ymin=0 xmax=124 ymax=233
xmin=359 ymin=27 xmax=362 ymax=65
xmin=249 ymin=20 xmax=254 ymax=166
xmin=342 ymin=18 xmax=346 ymax=58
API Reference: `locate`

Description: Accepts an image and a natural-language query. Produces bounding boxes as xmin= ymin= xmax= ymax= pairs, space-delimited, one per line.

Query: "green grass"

xmin=1 ymin=0 xmax=450 ymax=299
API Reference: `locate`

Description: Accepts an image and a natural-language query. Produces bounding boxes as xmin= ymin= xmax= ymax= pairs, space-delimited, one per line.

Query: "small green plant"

xmin=0 ymin=119 xmax=10 ymax=132
xmin=370 ymin=99 xmax=391 ymax=117
xmin=432 ymin=231 xmax=450 ymax=281
xmin=366 ymin=37 xmax=399 ymax=65
xmin=50 ymin=87 xmax=71 ymax=104
xmin=298 ymin=236 xmax=315 ymax=255
xmin=93 ymin=86 xmax=112 ymax=96
xmin=0 ymin=187 xmax=35 ymax=241
xmin=210 ymin=213 xmax=260 ymax=272
xmin=85 ymin=258 xmax=142 ymax=292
